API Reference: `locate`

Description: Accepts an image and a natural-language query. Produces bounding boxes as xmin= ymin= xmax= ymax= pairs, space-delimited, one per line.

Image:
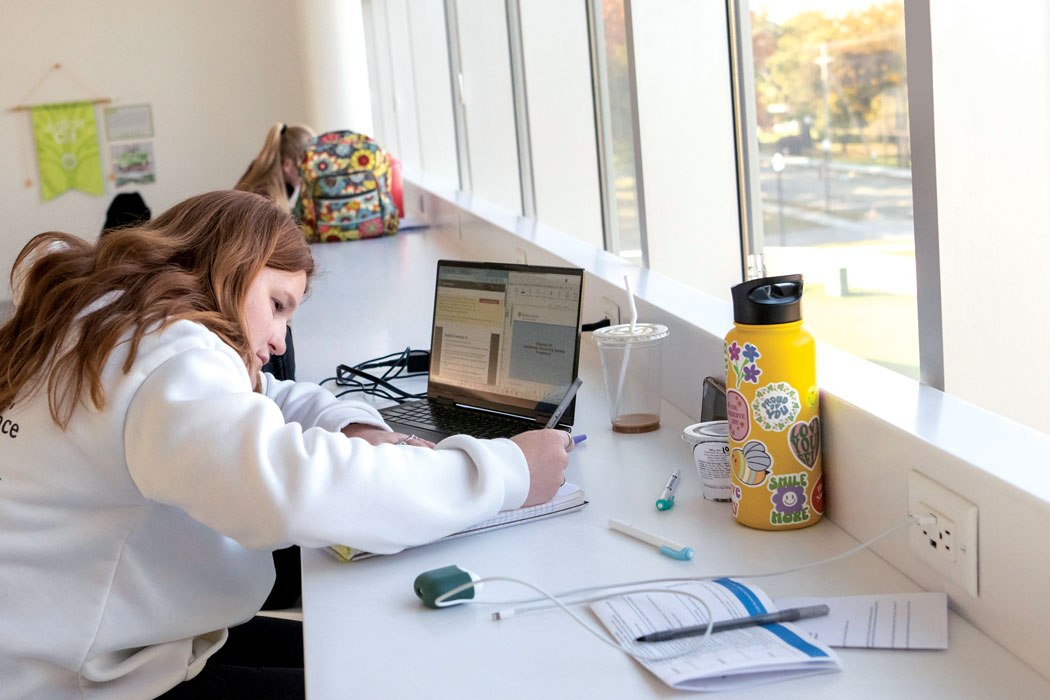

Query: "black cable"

xmin=335 ymin=364 xmax=426 ymax=402
xmin=330 ymin=348 xmax=431 ymax=402
xmin=582 ymin=318 xmax=612 ymax=332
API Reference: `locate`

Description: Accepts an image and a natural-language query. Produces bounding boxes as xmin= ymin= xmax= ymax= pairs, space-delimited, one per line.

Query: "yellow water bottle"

xmin=724 ymin=274 xmax=823 ymax=530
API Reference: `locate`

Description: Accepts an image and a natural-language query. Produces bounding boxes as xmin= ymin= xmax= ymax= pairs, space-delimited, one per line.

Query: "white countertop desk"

xmin=293 ymin=231 xmax=1049 ymax=699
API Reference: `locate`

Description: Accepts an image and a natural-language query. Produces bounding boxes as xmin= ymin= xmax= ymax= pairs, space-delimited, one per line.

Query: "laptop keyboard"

xmin=382 ymin=400 xmax=537 ymax=439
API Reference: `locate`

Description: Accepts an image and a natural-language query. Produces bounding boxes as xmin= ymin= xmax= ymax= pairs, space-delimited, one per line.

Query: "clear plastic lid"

xmin=682 ymin=420 xmax=729 ymax=444
xmin=592 ymin=322 xmax=669 ymax=347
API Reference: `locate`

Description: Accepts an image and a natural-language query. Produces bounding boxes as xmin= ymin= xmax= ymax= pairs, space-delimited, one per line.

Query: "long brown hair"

xmin=0 ymin=190 xmax=315 ymax=427
xmin=235 ymin=123 xmax=316 ymax=212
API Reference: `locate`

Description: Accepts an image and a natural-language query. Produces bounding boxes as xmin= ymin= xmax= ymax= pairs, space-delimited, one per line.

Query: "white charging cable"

xmin=490 ymin=513 xmax=928 ymax=620
xmin=434 ymin=576 xmax=715 ymax=663
xmin=419 ymin=513 xmax=933 ymax=661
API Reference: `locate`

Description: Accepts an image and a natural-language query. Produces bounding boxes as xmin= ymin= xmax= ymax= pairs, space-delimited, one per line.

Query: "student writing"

xmin=0 ymin=190 xmax=572 ymax=699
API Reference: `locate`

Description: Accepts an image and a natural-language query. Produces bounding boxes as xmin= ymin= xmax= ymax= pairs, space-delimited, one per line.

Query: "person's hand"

xmin=510 ymin=429 xmax=573 ymax=507
xmin=341 ymin=424 xmax=435 ymax=448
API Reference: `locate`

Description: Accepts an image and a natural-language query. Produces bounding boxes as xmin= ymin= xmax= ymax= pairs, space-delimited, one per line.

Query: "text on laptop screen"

xmin=429 ymin=264 xmax=583 ymax=413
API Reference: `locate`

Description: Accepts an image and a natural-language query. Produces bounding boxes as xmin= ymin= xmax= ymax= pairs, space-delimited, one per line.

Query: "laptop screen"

xmin=427 ymin=260 xmax=584 ymax=422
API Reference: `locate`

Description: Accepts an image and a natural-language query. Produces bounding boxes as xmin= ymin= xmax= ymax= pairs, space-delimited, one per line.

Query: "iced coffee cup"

xmin=593 ymin=322 xmax=669 ymax=433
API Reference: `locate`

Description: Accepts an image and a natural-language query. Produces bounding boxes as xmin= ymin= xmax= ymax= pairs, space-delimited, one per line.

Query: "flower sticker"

xmin=741 ymin=364 xmax=762 ymax=383
xmin=771 ymin=485 xmax=806 ymax=515
xmin=727 ymin=340 xmax=762 ymax=389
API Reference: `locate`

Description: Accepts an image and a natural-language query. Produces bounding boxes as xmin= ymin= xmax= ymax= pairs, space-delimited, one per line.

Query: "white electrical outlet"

xmin=908 ymin=470 xmax=979 ymax=597
xmin=599 ymin=297 xmax=621 ymax=325
xmin=514 ymin=248 xmax=528 ymax=265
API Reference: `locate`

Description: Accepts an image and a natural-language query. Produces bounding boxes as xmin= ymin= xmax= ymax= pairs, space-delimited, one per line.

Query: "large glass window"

xmin=745 ymin=1 xmax=918 ymax=379
xmin=593 ymin=0 xmax=643 ymax=262
xmin=519 ymin=0 xmax=604 ymax=247
xmin=452 ymin=0 xmax=523 ymax=214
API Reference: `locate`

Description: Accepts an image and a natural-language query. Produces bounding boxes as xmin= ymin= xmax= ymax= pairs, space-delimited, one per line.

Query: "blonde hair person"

xmin=235 ymin=123 xmax=316 ymax=213
xmin=0 ymin=190 xmax=571 ymax=699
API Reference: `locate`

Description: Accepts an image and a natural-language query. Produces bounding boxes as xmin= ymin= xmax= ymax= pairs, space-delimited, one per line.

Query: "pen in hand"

xmin=635 ymin=604 xmax=831 ymax=642
xmin=544 ymin=377 xmax=583 ymax=429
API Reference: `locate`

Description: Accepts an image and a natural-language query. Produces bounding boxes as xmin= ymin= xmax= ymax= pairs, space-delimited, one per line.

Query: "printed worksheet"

xmin=590 ymin=579 xmax=841 ymax=692
xmin=774 ymin=592 xmax=948 ymax=649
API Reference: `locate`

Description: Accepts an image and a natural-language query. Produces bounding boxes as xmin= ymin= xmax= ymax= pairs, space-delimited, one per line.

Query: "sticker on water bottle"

xmin=768 ymin=471 xmax=811 ymax=526
xmin=812 ymin=473 xmax=825 ymax=515
xmin=788 ymin=416 xmax=821 ymax=469
xmin=726 ymin=340 xmax=763 ymax=390
xmin=726 ymin=389 xmax=750 ymax=441
xmin=751 ymin=382 xmax=801 ymax=432
xmin=731 ymin=439 xmax=772 ymax=487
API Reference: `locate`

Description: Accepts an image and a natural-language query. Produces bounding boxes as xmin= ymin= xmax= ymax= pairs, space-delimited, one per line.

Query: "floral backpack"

xmin=297 ymin=130 xmax=403 ymax=242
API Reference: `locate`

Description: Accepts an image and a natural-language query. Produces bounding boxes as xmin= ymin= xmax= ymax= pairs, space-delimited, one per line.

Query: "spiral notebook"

xmin=328 ymin=482 xmax=587 ymax=562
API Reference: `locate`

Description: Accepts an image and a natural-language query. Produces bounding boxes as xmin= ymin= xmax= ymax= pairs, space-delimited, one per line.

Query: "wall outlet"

xmin=514 ymin=248 xmax=528 ymax=265
xmin=599 ymin=297 xmax=621 ymax=325
xmin=908 ymin=470 xmax=979 ymax=597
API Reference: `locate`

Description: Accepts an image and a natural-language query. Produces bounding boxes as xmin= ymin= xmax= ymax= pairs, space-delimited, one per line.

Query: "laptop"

xmin=379 ymin=260 xmax=585 ymax=442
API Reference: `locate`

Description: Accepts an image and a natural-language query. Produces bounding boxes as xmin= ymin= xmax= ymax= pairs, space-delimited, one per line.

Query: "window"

xmin=592 ymin=0 xmax=643 ymax=262
xmin=518 ymin=0 xmax=604 ymax=246
xmin=739 ymin=1 xmax=919 ymax=379
xmin=450 ymin=0 xmax=522 ymax=214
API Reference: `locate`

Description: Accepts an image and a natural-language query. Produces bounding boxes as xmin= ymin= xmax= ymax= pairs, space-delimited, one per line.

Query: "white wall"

xmin=0 ymin=0 xmax=369 ymax=297
xmin=297 ymin=0 xmax=374 ymax=137
xmin=930 ymin=2 xmax=1050 ymax=433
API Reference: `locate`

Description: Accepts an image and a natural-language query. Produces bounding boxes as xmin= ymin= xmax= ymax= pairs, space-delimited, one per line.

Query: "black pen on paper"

xmin=635 ymin=604 xmax=831 ymax=642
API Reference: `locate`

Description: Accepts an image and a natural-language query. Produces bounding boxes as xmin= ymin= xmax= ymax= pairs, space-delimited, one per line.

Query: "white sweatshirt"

xmin=0 ymin=319 xmax=529 ymax=699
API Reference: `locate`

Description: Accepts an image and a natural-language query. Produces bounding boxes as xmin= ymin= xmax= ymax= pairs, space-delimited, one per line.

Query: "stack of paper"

xmin=328 ymin=482 xmax=587 ymax=562
xmin=590 ymin=578 xmax=841 ymax=692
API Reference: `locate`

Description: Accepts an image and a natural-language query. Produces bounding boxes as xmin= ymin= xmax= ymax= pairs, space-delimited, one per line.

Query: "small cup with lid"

xmin=593 ymin=322 xmax=669 ymax=433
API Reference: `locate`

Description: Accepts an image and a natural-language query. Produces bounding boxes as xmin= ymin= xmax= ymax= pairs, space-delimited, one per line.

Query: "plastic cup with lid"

xmin=593 ymin=322 xmax=669 ymax=433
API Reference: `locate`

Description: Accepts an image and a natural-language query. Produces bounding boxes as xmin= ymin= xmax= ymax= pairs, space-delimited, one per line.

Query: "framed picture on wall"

xmin=104 ymin=104 xmax=153 ymax=141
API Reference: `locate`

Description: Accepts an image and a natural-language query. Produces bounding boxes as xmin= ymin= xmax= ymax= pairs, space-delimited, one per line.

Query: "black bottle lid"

xmin=731 ymin=274 xmax=804 ymax=325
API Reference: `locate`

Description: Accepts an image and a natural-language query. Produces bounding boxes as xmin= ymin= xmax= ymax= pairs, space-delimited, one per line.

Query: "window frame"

xmin=727 ymin=0 xmax=945 ymax=390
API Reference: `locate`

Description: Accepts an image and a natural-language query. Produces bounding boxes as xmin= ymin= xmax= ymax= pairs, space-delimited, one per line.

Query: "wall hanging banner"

xmin=31 ymin=100 xmax=104 ymax=201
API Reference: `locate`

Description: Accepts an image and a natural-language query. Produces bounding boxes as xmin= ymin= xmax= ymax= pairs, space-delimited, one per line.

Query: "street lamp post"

xmin=822 ymin=137 xmax=832 ymax=213
xmin=771 ymin=152 xmax=786 ymax=246
xmin=815 ymin=42 xmax=832 ymax=213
